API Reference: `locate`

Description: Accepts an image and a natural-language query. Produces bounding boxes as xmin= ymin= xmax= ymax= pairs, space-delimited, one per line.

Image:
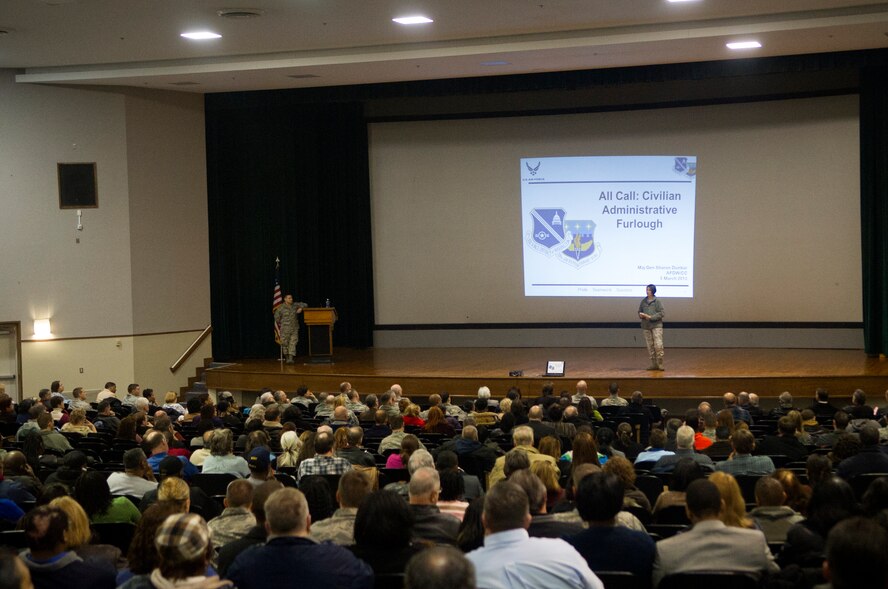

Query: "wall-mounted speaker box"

xmin=58 ymin=162 xmax=98 ymax=208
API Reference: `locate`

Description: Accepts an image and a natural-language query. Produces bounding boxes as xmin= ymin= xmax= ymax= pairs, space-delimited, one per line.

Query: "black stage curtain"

xmin=206 ymin=102 xmax=374 ymax=361
xmin=860 ymin=66 xmax=888 ymax=356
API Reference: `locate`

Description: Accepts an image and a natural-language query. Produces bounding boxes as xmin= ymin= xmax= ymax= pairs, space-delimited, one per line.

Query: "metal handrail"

xmin=170 ymin=324 xmax=212 ymax=373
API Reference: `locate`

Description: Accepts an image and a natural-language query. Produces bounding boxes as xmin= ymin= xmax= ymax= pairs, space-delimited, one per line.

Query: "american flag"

xmin=273 ymin=258 xmax=283 ymax=345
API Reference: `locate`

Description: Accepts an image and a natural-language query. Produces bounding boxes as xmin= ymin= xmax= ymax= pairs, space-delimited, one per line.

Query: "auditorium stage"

xmin=204 ymin=347 xmax=888 ymax=406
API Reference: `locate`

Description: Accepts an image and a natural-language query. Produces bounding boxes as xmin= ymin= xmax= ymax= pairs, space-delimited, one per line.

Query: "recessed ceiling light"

xmin=480 ymin=61 xmax=510 ymax=66
xmin=726 ymin=41 xmax=762 ymax=50
xmin=181 ymin=31 xmax=222 ymax=40
xmin=392 ymin=16 xmax=433 ymax=25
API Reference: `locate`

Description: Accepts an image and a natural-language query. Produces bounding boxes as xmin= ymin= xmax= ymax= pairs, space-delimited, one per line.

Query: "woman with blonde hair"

xmin=162 ymin=391 xmax=187 ymax=416
xmin=530 ymin=460 xmax=564 ymax=510
xmin=402 ymin=404 xmax=425 ymax=428
xmin=60 ymin=407 xmax=96 ymax=436
xmin=50 ymin=495 xmax=122 ymax=570
xmin=786 ymin=410 xmax=813 ymax=445
xmin=276 ymin=430 xmax=302 ymax=468
xmin=157 ymin=476 xmax=191 ymax=513
xmin=709 ymin=471 xmax=755 ymax=529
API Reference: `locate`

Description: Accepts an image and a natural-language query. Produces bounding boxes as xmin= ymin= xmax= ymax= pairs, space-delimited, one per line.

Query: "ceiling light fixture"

xmin=181 ymin=31 xmax=222 ymax=40
xmin=726 ymin=41 xmax=762 ymax=50
xmin=393 ymin=16 xmax=433 ymax=25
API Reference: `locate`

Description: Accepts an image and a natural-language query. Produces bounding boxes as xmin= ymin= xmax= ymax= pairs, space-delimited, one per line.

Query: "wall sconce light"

xmin=33 ymin=319 xmax=52 ymax=339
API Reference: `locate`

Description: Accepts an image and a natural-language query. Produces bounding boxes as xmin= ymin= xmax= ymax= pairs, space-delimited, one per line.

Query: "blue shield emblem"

xmin=530 ymin=208 xmax=566 ymax=249
xmin=674 ymin=157 xmax=689 ymax=174
xmin=562 ymin=220 xmax=596 ymax=261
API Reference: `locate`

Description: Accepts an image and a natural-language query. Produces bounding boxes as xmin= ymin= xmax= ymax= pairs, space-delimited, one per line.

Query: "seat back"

xmin=190 ymin=473 xmax=238 ymax=496
xmin=659 ymin=571 xmax=758 ymax=589
xmin=90 ymin=522 xmax=136 ymax=553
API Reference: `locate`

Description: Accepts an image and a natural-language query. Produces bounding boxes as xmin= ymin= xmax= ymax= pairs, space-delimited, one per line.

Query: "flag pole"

xmin=274 ymin=257 xmax=284 ymax=366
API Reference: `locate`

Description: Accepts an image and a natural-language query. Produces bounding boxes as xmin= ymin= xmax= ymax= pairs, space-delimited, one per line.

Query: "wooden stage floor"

xmin=204 ymin=347 xmax=888 ymax=404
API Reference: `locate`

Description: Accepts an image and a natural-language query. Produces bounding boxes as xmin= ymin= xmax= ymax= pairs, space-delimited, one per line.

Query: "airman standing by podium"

xmin=275 ymin=294 xmax=303 ymax=364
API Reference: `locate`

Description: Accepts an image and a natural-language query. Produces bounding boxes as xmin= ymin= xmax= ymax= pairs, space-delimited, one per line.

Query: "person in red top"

xmin=684 ymin=408 xmax=713 ymax=451
xmin=402 ymin=404 xmax=426 ymax=428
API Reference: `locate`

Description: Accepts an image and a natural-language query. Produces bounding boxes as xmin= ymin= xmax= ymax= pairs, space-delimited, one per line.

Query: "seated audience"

xmin=309 ymin=469 xmax=372 ymax=545
xmin=709 ymin=471 xmax=755 ymax=529
xmin=20 ymin=505 xmax=117 ymax=589
xmin=405 ymin=546 xmax=475 ymax=589
xmin=749 ymin=476 xmax=804 ymax=543
xmin=59 ymin=408 xmax=95 ymax=436
xmin=653 ymin=479 xmax=779 ymax=587
xmin=225 ymin=488 xmax=373 ymax=589
xmin=836 ymin=422 xmax=888 ymax=479
xmin=334 ymin=427 xmax=376 ymax=468
xmin=408 ymin=467 xmax=460 ymax=545
xmin=74 ymin=471 xmax=141 ymax=524
xmin=488 ymin=426 xmax=557 ymax=486
xmin=634 ymin=428 xmax=673 ymax=466
xmin=652 ymin=458 xmax=705 ymax=517
xmin=201 ymin=429 xmax=250 ymax=478
xmin=509 ymin=469 xmax=582 ymax=539
xmin=567 ymin=471 xmax=655 ymax=578
xmin=602 ymin=455 xmax=652 ymax=513
xmin=207 ymin=479 xmax=256 ymax=557
xmin=296 ymin=431 xmax=353 ymax=482
xmin=216 ymin=480 xmax=283 ymax=576
xmin=465 ymin=481 xmax=602 ymax=589
xmin=107 ymin=448 xmax=158 ymax=499
xmin=780 ymin=476 xmax=858 ymax=568
xmin=822 ymin=517 xmax=888 ymax=589
xmin=387 ymin=434 xmax=421 ymax=469
xmin=119 ymin=513 xmax=231 ymax=589
xmin=714 ymin=428 xmax=776 ymax=475
xmin=651 ymin=425 xmax=714 ymax=473
xmin=756 ymin=416 xmax=810 ymax=462
xmin=49 ymin=496 xmax=120 ymax=575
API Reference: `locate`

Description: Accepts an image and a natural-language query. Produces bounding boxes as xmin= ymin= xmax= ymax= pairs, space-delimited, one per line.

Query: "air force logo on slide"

xmin=673 ymin=157 xmax=697 ymax=177
xmin=527 ymin=208 xmax=600 ymax=268
xmin=530 ymin=208 xmax=566 ymax=249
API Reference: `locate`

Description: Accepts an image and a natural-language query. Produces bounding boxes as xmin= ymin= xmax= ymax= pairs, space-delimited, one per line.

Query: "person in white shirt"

xmin=106 ymin=448 xmax=158 ymax=499
xmin=466 ymin=481 xmax=603 ymax=589
xmin=96 ymin=382 xmax=118 ymax=403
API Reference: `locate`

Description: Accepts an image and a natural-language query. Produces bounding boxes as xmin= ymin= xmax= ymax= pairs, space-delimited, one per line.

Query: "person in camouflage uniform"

xmin=275 ymin=294 xmax=303 ymax=364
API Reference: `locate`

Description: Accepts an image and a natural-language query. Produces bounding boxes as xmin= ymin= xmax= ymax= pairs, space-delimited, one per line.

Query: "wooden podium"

xmin=303 ymin=307 xmax=336 ymax=363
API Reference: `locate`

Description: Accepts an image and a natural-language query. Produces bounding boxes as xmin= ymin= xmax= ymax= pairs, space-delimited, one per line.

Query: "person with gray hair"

xmin=106 ymin=448 xmax=158 ymax=498
xmin=383 ymin=449 xmax=436 ymax=498
xmin=201 ymin=429 xmax=250 ymax=478
xmin=408 ymin=467 xmax=460 ymax=545
xmin=488 ymin=425 xmax=557 ymax=486
xmin=406 ymin=546 xmax=476 ymax=589
xmin=465 ymin=481 xmax=603 ymax=589
xmin=509 ymin=469 xmax=582 ymax=539
xmin=226 ymin=488 xmax=372 ymax=588
xmin=651 ymin=425 xmax=715 ymax=474
xmin=768 ymin=391 xmax=797 ymax=419
xmin=477 ymin=386 xmax=499 ymax=410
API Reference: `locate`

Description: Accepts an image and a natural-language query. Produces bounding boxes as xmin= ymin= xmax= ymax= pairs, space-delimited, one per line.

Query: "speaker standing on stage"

xmin=638 ymin=284 xmax=665 ymax=371
xmin=275 ymin=294 xmax=303 ymax=364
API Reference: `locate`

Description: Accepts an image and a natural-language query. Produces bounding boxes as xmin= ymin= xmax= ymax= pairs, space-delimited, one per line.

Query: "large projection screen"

xmin=369 ymin=96 xmax=860 ymax=328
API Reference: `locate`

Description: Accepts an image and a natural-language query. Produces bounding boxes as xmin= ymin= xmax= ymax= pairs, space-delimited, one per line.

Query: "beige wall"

xmin=0 ymin=70 xmax=212 ymax=400
xmin=21 ymin=331 xmax=211 ymax=401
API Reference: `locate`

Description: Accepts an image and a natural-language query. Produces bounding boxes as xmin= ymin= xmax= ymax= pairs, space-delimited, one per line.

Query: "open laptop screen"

xmin=545 ymin=360 xmax=565 ymax=377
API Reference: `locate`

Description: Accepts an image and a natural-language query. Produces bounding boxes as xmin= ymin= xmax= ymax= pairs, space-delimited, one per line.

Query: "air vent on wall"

xmin=218 ymin=8 xmax=264 ymax=18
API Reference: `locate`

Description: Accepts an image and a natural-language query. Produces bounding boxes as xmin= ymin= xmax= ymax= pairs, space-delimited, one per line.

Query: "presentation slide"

xmin=521 ymin=156 xmax=696 ymax=298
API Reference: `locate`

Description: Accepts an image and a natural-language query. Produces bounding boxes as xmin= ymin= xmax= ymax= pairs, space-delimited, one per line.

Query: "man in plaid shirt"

xmin=297 ymin=431 xmax=353 ymax=482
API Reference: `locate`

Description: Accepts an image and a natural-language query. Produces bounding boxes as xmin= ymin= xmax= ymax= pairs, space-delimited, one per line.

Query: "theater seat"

xmin=658 ymin=571 xmax=758 ymax=589
xmin=595 ymin=570 xmax=649 ymax=589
